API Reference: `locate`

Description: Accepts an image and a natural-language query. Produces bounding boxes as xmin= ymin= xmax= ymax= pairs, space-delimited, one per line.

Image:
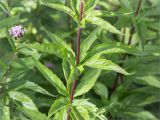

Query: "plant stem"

xmin=67 ymin=1 xmax=83 ymax=120
xmin=112 ymin=0 xmax=142 ymax=92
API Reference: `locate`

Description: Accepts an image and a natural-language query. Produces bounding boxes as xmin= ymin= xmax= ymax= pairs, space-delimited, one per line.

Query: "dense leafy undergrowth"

xmin=0 ymin=0 xmax=160 ymax=120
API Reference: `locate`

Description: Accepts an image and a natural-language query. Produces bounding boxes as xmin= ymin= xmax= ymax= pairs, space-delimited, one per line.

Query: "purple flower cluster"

xmin=9 ymin=25 xmax=25 ymax=38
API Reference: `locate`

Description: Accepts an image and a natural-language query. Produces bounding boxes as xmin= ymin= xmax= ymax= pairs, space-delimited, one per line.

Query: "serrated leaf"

xmin=87 ymin=17 xmax=121 ymax=34
xmin=80 ymin=27 xmax=102 ymax=61
xmin=18 ymin=107 xmax=51 ymax=120
xmin=34 ymin=60 xmax=67 ymax=96
xmin=84 ymin=58 xmax=129 ymax=75
xmin=48 ymin=97 xmax=69 ymax=117
xmin=74 ymin=69 xmax=101 ymax=97
xmin=8 ymin=91 xmax=38 ymax=111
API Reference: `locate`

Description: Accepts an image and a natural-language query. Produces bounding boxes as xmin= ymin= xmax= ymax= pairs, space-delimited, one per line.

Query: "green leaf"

xmin=18 ymin=107 xmax=51 ymax=120
xmin=94 ymin=82 xmax=108 ymax=99
xmin=40 ymin=1 xmax=79 ymax=25
xmin=66 ymin=65 xmax=84 ymax=90
xmin=42 ymin=27 xmax=74 ymax=55
xmin=6 ymin=28 xmax=16 ymax=51
xmin=54 ymin=106 xmax=68 ymax=120
xmin=27 ymin=43 xmax=74 ymax=65
xmin=23 ymin=81 xmax=56 ymax=97
xmin=118 ymin=0 xmax=132 ymax=10
xmin=8 ymin=91 xmax=38 ymax=111
xmin=71 ymin=106 xmax=85 ymax=120
xmin=72 ymin=99 xmax=107 ymax=120
xmin=0 ymin=14 xmax=20 ymax=29
xmin=87 ymin=17 xmax=121 ymax=34
xmin=48 ymin=97 xmax=69 ymax=117
xmin=121 ymin=87 xmax=160 ymax=106
xmin=135 ymin=76 xmax=160 ymax=89
xmin=84 ymin=58 xmax=129 ymax=75
xmin=0 ymin=28 xmax=7 ymax=39
xmin=2 ymin=106 xmax=10 ymax=120
xmin=62 ymin=59 xmax=70 ymax=81
xmin=135 ymin=21 xmax=147 ymax=50
xmin=76 ymin=106 xmax=90 ymax=120
xmin=82 ymin=42 xmax=147 ymax=63
xmin=34 ymin=60 xmax=67 ymax=96
xmin=80 ymin=27 xmax=102 ymax=61
xmin=0 ymin=1 xmax=10 ymax=16
xmin=70 ymin=0 xmax=78 ymax=15
xmin=74 ymin=69 xmax=101 ymax=97
xmin=124 ymin=109 xmax=158 ymax=120
xmin=85 ymin=0 xmax=98 ymax=13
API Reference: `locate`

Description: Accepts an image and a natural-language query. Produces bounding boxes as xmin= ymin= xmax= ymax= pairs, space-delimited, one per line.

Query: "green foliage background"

xmin=0 ymin=0 xmax=160 ymax=120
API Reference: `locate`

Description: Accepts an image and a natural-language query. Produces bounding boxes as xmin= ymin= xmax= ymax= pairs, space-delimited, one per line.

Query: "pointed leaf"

xmin=84 ymin=58 xmax=129 ymax=75
xmin=0 ymin=14 xmax=20 ymax=29
xmin=48 ymin=98 xmax=69 ymax=117
xmin=24 ymin=81 xmax=56 ymax=97
xmin=82 ymin=42 xmax=147 ymax=63
xmin=87 ymin=17 xmax=121 ymax=34
xmin=27 ymin=43 xmax=74 ymax=64
xmin=18 ymin=107 xmax=51 ymax=120
xmin=43 ymin=27 xmax=74 ymax=55
xmin=8 ymin=91 xmax=38 ymax=111
xmin=70 ymin=0 xmax=78 ymax=15
xmin=80 ymin=27 xmax=102 ymax=61
xmin=135 ymin=76 xmax=160 ymax=89
xmin=74 ymin=69 xmax=101 ymax=97
xmin=94 ymin=82 xmax=108 ymax=99
xmin=2 ymin=106 xmax=10 ymax=120
xmin=62 ymin=59 xmax=70 ymax=81
xmin=35 ymin=60 xmax=67 ymax=96
xmin=71 ymin=106 xmax=85 ymax=120
xmin=124 ymin=109 xmax=158 ymax=120
xmin=40 ymin=1 xmax=79 ymax=24
xmin=135 ymin=21 xmax=147 ymax=50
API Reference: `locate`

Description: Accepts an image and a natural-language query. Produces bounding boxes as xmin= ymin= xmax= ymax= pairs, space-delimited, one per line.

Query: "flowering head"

xmin=9 ymin=25 xmax=25 ymax=39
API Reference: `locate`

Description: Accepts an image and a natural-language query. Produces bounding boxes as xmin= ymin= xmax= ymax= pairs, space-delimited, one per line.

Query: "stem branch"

xmin=112 ymin=0 xmax=142 ymax=92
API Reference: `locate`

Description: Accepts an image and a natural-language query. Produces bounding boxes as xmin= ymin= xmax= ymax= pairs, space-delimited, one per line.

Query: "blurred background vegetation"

xmin=0 ymin=0 xmax=160 ymax=120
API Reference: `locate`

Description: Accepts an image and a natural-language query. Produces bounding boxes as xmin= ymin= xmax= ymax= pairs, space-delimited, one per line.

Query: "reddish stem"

xmin=112 ymin=0 xmax=142 ymax=93
xmin=67 ymin=1 xmax=83 ymax=119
